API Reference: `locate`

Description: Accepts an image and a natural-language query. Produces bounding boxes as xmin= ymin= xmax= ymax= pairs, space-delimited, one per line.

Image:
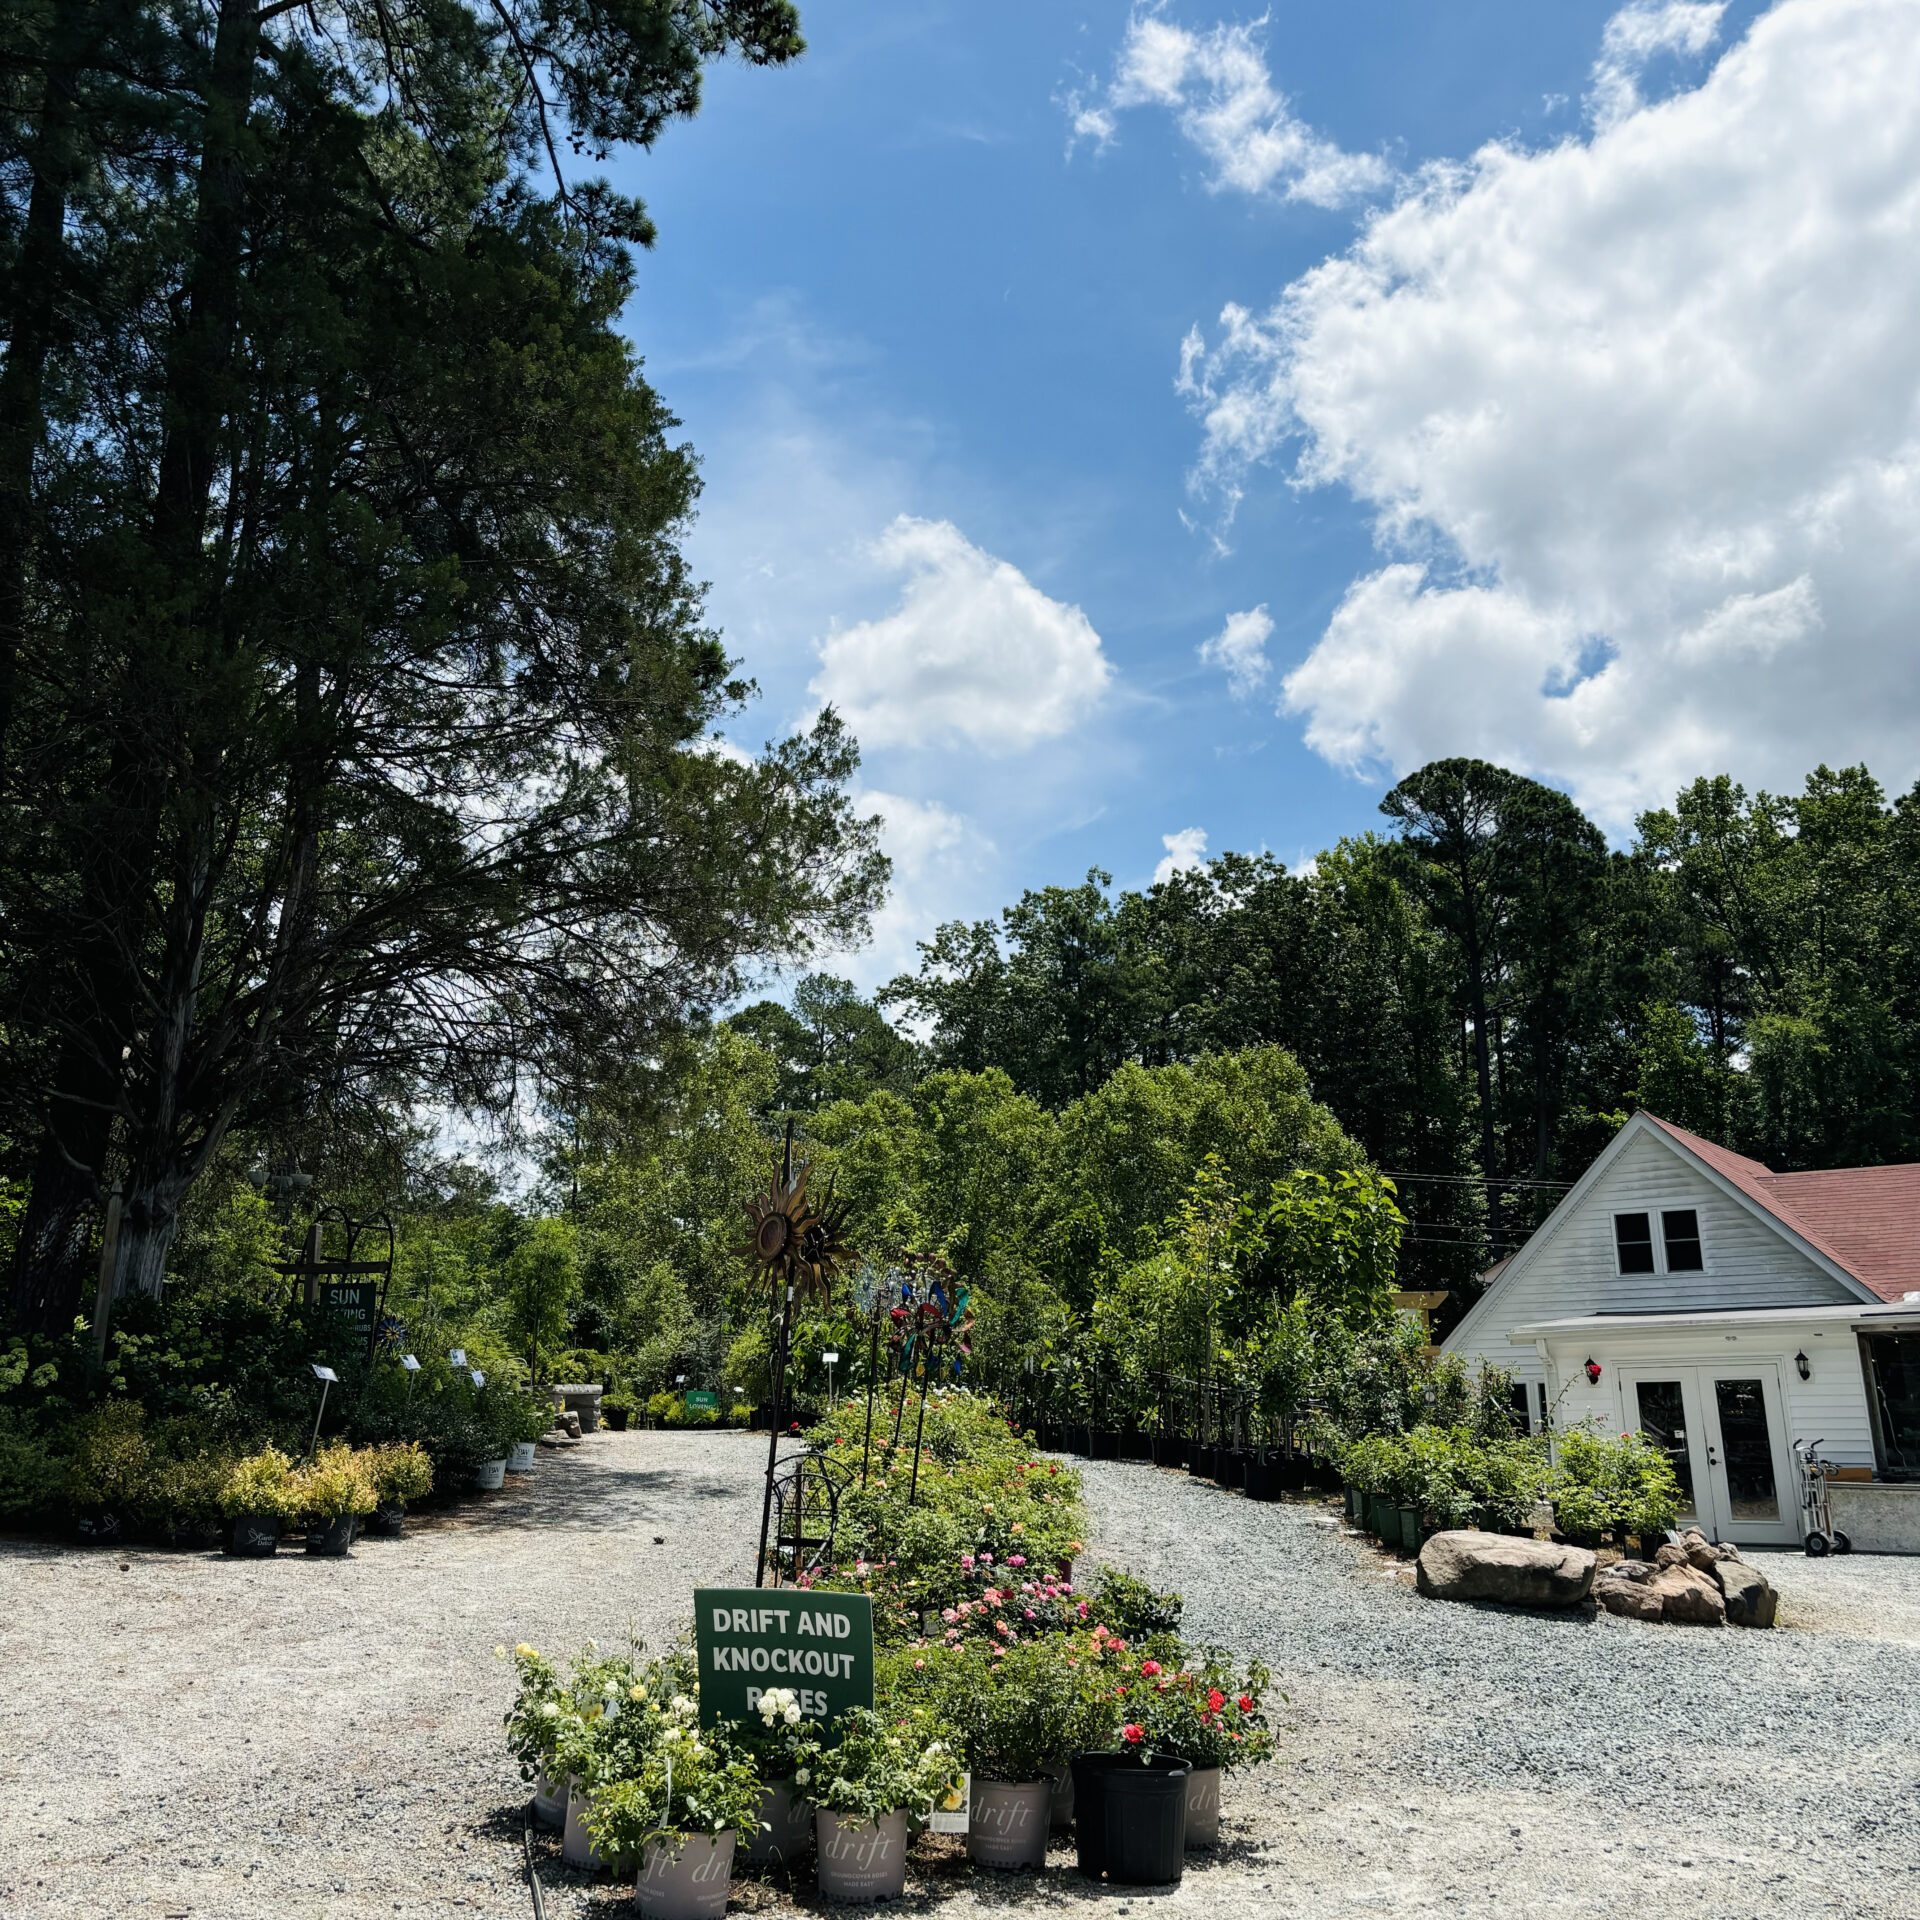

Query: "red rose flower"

xmin=1207 ymin=1689 xmax=1226 ymax=1712
xmin=1237 ymin=1694 xmax=1253 ymax=1713
xmin=1140 ymin=1660 xmax=1162 ymax=1678
xmin=1121 ymin=1723 xmax=1145 ymax=1745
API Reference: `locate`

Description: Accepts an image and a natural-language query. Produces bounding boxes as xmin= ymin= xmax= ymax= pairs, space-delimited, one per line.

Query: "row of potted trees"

xmin=1337 ymin=1421 xmax=1684 ymax=1554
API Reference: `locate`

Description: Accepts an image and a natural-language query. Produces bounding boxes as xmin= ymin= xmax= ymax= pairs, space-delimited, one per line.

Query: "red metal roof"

xmin=1648 ymin=1115 xmax=1920 ymax=1303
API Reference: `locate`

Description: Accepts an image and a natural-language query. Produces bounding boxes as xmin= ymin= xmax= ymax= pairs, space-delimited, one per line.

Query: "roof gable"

xmin=1443 ymin=1111 xmax=1881 ymax=1352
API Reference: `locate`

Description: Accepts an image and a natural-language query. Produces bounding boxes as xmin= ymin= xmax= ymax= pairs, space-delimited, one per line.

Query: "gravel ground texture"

xmin=4 ymin=1433 xmax=1918 ymax=1920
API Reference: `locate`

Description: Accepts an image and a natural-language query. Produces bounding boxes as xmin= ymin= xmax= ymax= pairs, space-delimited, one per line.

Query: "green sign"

xmin=685 ymin=1389 xmax=719 ymax=1411
xmin=694 ymin=1587 xmax=874 ymax=1728
xmin=318 ymin=1280 xmax=380 ymax=1337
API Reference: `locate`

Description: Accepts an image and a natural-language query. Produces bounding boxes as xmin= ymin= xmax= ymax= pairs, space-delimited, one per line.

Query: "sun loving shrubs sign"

xmin=694 ymin=1587 xmax=874 ymax=1728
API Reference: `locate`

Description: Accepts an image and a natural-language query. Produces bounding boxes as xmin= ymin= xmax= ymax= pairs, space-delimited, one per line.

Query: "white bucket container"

xmin=815 ymin=1808 xmax=908 ymax=1903
xmin=967 ymin=1778 xmax=1049 ymax=1869
xmin=636 ymin=1831 xmax=734 ymax=1920
xmin=508 ymin=1441 xmax=537 ymax=1473
xmin=1184 ymin=1766 xmax=1222 ymax=1848
xmin=562 ymin=1778 xmax=605 ymax=1868
xmin=745 ymin=1780 xmax=814 ymax=1866
xmin=532 ymin=1771 xmax=566 ymax=1829
xmin=474 ymin=1457 xmax=507 ymax=1491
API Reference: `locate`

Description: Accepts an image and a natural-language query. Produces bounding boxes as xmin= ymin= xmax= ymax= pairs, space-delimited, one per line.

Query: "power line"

xmin=1380 ymin=1170 xmax=1574 ymax=1190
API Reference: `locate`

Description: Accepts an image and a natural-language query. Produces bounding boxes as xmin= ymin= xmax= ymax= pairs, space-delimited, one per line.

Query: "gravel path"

xmin=4 ymin=1437 xmax=1918 ymax=1920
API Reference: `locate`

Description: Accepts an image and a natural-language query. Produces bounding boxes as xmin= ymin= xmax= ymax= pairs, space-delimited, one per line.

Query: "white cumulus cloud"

xmin=1588 ymin=2 xmax=1726 ymax=127
xmin=1199 ymin=605 xmax=1274 ymax=698
xmin=810 ymin=516 xmax=1112 ymax=756
xmin=1154 ymin=826 xmax=1209 ymax=883
xmin=1177 ymin=0 xmax=1920 ymax=829
xmin=1070 ymin=9 xmax=1392 ymax=208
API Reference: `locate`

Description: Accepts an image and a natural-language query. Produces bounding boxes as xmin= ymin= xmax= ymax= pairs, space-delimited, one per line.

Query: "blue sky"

xmin=599 ymin=0 xmax=1916 ymax=989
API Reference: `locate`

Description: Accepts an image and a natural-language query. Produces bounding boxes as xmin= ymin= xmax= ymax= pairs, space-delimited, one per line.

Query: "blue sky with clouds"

xmin=600 ymin=0 xmax=1919 ymax=988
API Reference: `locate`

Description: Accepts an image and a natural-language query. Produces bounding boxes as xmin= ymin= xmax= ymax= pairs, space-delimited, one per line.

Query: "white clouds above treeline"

xmin=1067 ymin=8 xmax=1391 ymax=208
xmin=810 ymin=516 xmax=1112 ymax=756
xmin=1171 ymin=0 xmax=1920 ymax=828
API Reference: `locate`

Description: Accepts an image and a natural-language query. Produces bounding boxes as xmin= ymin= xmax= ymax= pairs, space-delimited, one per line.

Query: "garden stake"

xmin=753 ymin=1121 xmax=796 ymax=1588
xmin=859 ymin=1301 xmax=882 ymax=1487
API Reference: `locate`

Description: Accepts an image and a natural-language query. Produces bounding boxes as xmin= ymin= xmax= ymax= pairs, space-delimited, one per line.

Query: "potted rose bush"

xmin=936 ymin=1638 xmax=1083 ymax=1870
xmin=548 ymin=1647 xmax=660 ymax=1869
xmin=290 ymin=1444 xmax=376 ymax=1555
xmin=219 ymin=1445 xmax=299 ymax=1557
xmin=501 ymin=1643 xmax=571 ymax=1828
xmin=588 ymin=1713 xmax=760 ymax=1920
xmin=729 ymin=1686 xmax=823 ymax=1867
xmin=798 ymin=1705 xmax=961 ymax=1903
xmin=1111 ymin=1643 xmax=1276 ymax=1848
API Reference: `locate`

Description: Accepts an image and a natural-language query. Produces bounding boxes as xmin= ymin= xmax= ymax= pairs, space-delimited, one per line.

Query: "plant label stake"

xmin=307 ymin=1363 xmax=339 ymax=1458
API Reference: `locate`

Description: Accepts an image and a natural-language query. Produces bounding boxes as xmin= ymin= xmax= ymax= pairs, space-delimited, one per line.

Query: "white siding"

xmin=1448 ymin=1127 xmax=1858 ymax=1377
xmin=1536 ymin=1324 xmax=1878 ymax=1471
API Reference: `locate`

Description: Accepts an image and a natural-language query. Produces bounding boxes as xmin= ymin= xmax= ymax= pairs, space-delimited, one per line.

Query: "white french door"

xmin=1619 ymin=1364 xmax=1797 ymax=1546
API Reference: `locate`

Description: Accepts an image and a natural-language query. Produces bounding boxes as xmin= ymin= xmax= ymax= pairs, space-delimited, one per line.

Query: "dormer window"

xmin=1615 ymin=1212 xmax=1656 ymax=1273
xmin=1662 ymin=1209 xmax=1704 ymax=1271
xmin=1615 ymin=1208 xmax=1706 ymax=1274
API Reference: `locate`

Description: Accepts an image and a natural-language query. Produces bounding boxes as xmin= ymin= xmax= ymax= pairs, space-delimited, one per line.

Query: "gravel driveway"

xmin=4 ymin=1437 xmax=1917 ymax=1920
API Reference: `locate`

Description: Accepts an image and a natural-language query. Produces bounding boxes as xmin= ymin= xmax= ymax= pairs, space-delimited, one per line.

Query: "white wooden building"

xmin=1441 ymin=1111 xmax=1920 ymax=1550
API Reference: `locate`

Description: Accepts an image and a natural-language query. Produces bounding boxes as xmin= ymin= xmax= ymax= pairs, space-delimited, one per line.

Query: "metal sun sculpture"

xmin=735 ymin=1164 xmax=854 ymax=1302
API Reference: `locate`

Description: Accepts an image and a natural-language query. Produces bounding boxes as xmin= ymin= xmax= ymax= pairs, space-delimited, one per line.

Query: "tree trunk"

xmin=11 ymin=0 xmax=264 ymax=1331
xmin=0 ymin=59 xmax=74 ymax=766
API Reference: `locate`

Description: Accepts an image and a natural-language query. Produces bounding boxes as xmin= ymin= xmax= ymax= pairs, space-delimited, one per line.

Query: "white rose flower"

xmin=783 ymin=1704 xmax=801 ymax=1724
xmin=794 ymin=1767 xmax=810 ymax=1786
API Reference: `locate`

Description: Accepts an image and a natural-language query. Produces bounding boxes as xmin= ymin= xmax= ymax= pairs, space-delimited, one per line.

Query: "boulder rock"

xmin=1651 ymin=1565 xmax=1727 ymax=1625
xmin=1713 ymin=1559 xmax=1778 ymax=1628
xmin=1594 ymin=1566 xmax=1666 ymax=1620
xmin=1417 ymin=1530 xmax=1597 ymax=1608
xmin=1654 ymin=1543 xmax=1691 ymax=1569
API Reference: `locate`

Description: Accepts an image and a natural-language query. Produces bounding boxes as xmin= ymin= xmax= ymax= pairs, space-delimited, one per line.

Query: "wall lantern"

xmin=1795 ymin=1350 xmax=1811 ymax=1381
xmin=1584 ymin=1357 xmax=1603 ymax=1385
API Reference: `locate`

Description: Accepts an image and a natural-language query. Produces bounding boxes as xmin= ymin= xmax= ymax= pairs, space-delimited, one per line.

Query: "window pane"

xmin=1634 ymin=1379 xmax=1697 ymax=1517
xmin=1713 ymin=1377 xmax=1780 ymax=1523
xmin=1508 ymin=1382 xmax=1531 ymax=1434
xmin=1661 ymin=1209 xmax=1704 ymax=1271
xmin=1866 ymin=1334 xmax=1920 ymax=1481
xmin=1614 ymin=1212 xmax=1655 ymax=1273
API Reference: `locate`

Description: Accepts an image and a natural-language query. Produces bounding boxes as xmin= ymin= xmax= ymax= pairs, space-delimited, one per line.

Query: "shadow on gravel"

xmin=410 ymin=1441 xmax=758 ymax=1539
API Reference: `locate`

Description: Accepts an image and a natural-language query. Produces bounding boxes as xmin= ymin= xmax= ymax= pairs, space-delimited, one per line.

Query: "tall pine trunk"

xmin=11 ymin=0 xmax=264 ymax=1332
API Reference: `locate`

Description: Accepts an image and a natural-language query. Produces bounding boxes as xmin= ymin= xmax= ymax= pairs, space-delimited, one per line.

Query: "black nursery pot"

xmin=1186 ymin=1445 xmax=1215 ymax=1479
xmin=1153 ymin=1434 xmax=1188 ymax=1469
xmin=366 ymin=1503 xmax=405 ymax=1538
xmin=1212 ymin=1450 xmax=1242 ymax=1491
xmin=1074 ymin=1751 xmax=1191 ymax=1886
xmin=224 ymin=1512 xmax=280 ymax=1557
xmin=306 ymin=1514 xmax=355 ymax=1557
xmin=1244 ymin=1458 xmax=1280 ymax=1502
xmin=1091 ymin=1430 xmax=1120 ymax=1461
xmin=75 ymin=1510 xmax=123 ymax=1547
xmin=604 ymin=1406 xmax=630 ymax=1432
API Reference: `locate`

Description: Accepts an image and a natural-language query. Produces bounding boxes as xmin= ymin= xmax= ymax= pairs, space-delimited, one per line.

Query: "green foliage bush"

xmin=1549 ymin=1425 xmax=1684 ymax=1540
xmin=220 ymin=1446 xmax=299 ymax=1521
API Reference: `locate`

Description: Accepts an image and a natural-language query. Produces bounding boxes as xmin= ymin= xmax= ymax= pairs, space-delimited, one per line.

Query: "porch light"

xmin=1795 ymin=1350 xmax=1811 ymax=1381
xmin=1584 ymin=1357 xmax=1603 ymax=1385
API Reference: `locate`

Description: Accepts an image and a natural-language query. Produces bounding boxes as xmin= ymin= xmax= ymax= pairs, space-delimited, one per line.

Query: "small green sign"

xmin=685 ymin=1389 xmax=719 ymax=1411
xmin=694 ymin=1587 xmax=874 ymax=1728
